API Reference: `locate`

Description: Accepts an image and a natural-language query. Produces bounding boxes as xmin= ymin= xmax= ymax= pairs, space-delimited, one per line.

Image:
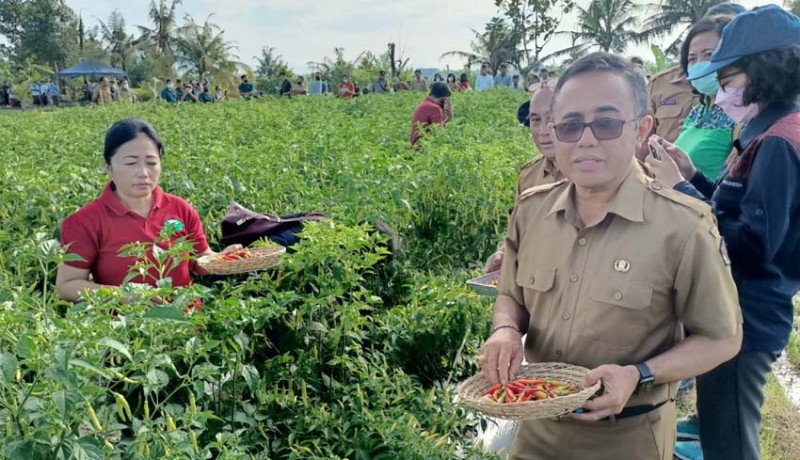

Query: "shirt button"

xmin=562 ymin=312 xmax=571 ymax=320
xmin=570 ymin=274 xmax=579 ymax=282
xmin=555 ymin=350 xmax=563 ymax=357
xmin=530 ymin=275 xmax=536 ymax=284
xmin=613 ymin=292 xmax=623 ymax=300
xmin=577 ymin=238 xmax=587 ymax=246
xmin=651 ymin=181 xmax=663 ymax=191
xmin=755 ymin=208 xmax=764 ymax=216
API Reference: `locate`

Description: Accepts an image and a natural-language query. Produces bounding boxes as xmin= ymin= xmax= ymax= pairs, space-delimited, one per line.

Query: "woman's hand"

xmin=647 ymin=137 xmax=691 ymax=188
xmin=649 ymin=136 xmax=697 ymax=180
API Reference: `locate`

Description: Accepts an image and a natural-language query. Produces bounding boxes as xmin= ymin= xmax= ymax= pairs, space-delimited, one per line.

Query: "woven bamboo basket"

xmin=459 ymin=362 xmax=601 ymax=421
xmin=198 ymin=246 xmax=286 ymax=275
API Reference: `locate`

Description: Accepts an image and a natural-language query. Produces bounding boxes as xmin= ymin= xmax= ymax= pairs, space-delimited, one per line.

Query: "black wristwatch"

xmin=633 ymin=362 xmax=655 ymax=394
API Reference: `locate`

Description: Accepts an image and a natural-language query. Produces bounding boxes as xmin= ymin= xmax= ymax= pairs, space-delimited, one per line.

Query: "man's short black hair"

xmin=630 ymin=56 xmax=644 ymax=66
xmin=554 ymin=52 xmax=648 ymax=117
xmin=165 ymin=79 xmax=172 ymax=84
xmin=738 ymin=44 xmax=800 ymax=106
xmin=241 ymin=75 xmax=247 ymax=80
xmin=415 ymin=69 xmax=421 ymax=73
xmin=429 ymin=81 xmax=451 ymax=98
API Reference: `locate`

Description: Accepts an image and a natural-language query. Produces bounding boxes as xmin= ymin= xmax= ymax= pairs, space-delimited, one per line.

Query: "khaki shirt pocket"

xmin=654 ymin=101 xmax=684 ymax=120
xmin=581 ymin=274 xmax=655 ymax=350
xmin=517 ymin=266 xmax=557 ymax=331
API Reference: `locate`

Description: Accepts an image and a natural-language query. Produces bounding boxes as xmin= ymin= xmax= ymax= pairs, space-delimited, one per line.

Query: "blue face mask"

xmin=688 ymin=62 xmax=719 ymax=96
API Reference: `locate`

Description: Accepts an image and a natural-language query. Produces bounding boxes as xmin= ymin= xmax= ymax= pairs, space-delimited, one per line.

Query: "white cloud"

xmin=64 ymin=0 xmax=782 ymax=74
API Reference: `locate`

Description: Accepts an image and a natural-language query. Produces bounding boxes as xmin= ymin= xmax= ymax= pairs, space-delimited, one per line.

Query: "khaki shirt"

xmin=647 ymin=66 xmax=697 ymax=143
xmin=410 ymin=78 xmax=428 ymax=92
xmin=498 ymin=164 xmax=741 ymax=407
xmin=93 ymin=86 xmax=113 ymax=105
xmin=516 ymin=156 xmax=562 ymax=199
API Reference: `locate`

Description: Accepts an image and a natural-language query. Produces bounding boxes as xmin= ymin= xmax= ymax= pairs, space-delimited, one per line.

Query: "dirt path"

xmin=774 ymin=354 xmax=800 ymax=414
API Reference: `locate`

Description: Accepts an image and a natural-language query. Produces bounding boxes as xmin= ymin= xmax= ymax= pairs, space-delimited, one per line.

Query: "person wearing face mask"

xmin=671 ymin=14 xmax=739 ymax=183
xmin=161 ymin=80 xmax=179 ymax=103
xmin=338 ymin=74 xmax=355 ymax=99
xmin=291 ymin=75 xmax=308 ymax=95
xmin=309 ymin=72 xmax=328 ymax=95
xmin=119 ymin=77 xmax=136 ymax=103
xmin=647 ymin=6 xmax=800 ymax=460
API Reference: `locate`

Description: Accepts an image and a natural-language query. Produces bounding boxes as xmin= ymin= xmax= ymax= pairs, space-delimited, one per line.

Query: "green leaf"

xmin=68 ymin=359 xmax=113 ymax=380
xmin=142 ymin=306 xmax=189 ymax=322
xmin=96 ymin=338 xmax=133 ymax=361
xmin=0 ymin=352 xmax=19 ymax=382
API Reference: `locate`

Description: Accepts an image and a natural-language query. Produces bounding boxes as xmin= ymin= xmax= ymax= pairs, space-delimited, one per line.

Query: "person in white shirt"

xmin=475 ymin=64 xmax=495 ymax=92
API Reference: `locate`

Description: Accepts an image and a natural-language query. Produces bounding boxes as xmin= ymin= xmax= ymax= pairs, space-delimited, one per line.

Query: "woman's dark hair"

xmin=459 ymin=73 xmax=468 ymax=82
xmin=554 ymin=52 xmax=648 ymax=117
xmin=680 ymin=15 xmax=734 ymax=75
xmin=447 ymin=73 xmax=456 ymax=82
xmin=739 ymin=45 xmax=800 ymax=106
xmin=430 ymin=82 xmax=451 ymax=98
xmin=104 ymin=119 xmax=164 ymax=164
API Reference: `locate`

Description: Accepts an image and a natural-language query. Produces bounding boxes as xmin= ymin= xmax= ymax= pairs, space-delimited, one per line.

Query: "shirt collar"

xmin=739 ymin=100 xmax=800 ymax=149
xmin=547 ymin=163 xmax=646 ymax=226
xmin=668 ymin=68 xmax=688 ymax=85
xmin=100 ymin=181 xmax=164 ymax=216
xmin=542 ymin=158 xmax=562 ymax=181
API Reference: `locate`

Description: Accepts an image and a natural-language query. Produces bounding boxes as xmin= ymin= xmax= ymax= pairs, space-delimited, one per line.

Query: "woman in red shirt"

xmin=57 ymin=119 xmax=239 ymax=301
xmin=337 ymin=74 xmax=356 ymax=99
xmin=459 ymin=73 xmax=471 ymax=91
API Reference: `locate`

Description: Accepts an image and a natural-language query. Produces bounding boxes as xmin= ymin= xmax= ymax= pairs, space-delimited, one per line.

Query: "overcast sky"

xmin=64 ymin=0 xmax=779 ymax=74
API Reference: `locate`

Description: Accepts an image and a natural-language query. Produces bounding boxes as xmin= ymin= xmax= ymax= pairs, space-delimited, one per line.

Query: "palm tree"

xmin=136 ymin=0 xmax=182 ymax=57
xmin=548 ymin=0 xmax=640 ymax=60
xmin=254 ymin=46 xmax=286 ymax=78
xmin=174 ymin=15 xmax=246 ymax=83
xmin=98 ymin=10 xmax=136 ymax=71
xmin=308 ymin=47 xmax=366 ymax=81
xmin=639 ymin=0 xmax=727 ymax=52
xmin=441 ymin=17 xmax=523 ymax=73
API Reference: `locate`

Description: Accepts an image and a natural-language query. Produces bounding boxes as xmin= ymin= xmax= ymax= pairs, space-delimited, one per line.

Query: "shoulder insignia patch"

xmin=720 ymin=238 xmax=731 ymax=266
xmin=645 ymin=179 xmax=711 ymax=217
xmin=519 ymin=156 xmax=544 ymax=173
xmin=518 ymin=179 xmax=568 ymax=202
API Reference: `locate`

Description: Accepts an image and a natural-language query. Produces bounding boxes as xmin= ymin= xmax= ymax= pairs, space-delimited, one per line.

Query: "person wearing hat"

xmin=646 ymin=6 xmax=800 ymax=460
xmin=409 ymin=82 xmax=452 ymax=146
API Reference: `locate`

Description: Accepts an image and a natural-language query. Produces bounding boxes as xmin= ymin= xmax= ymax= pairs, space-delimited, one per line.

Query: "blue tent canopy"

xmin=57 ymin=59 xmax=126 ymax=79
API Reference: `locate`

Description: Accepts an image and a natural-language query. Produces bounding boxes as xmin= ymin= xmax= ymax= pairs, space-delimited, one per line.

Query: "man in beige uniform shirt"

xmin=479 ymin=52 xmax=742 ymax=460
xmin=484 ymin=84 xmax=563 ymax=273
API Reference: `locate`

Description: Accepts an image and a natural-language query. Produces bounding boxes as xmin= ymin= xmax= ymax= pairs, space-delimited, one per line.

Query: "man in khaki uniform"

xmin=410 ymin=70 xmax=429 ymax=92
xmin=647 ymin=65 xmax=697 ymax=143
xmin=484 ymin=83 xmax=563 ymax=273
xmin=479 ymin=52 xmax=742 ymax=460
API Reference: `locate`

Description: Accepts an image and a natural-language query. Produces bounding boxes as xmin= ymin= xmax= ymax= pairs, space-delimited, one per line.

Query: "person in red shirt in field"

xmin=410 ymin=82 xmax=453 ymax=146
xmin=337 ymin=74 xmax=356 ymax=99
xmin=56 ymin=118 xmax=241 ymax=302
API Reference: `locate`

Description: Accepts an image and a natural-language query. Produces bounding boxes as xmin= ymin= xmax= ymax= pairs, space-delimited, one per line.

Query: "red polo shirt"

xmin=61 ymin=182 xmax=209 ymax=288
xmin=410 ymin=97 xmax=445 ymax=145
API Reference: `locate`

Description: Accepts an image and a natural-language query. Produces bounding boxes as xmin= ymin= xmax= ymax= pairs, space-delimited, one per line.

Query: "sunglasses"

xmin=552 ymin=118 xmax=639 ymax=142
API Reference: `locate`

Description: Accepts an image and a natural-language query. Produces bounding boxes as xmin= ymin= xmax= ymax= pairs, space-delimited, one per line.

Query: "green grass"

xmin=786 ymin=298 xmax=800 ymax=370
xmin=676 ymin=374 xmax=800 ymax=460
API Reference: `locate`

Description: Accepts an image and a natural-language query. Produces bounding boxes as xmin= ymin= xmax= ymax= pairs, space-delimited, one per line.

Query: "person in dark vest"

xmin=646 ymin=6 xmax=800 ymax=460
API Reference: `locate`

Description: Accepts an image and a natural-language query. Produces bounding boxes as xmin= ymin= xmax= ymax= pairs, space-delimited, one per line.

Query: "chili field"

xmin=0 ymin=91 xmax=531 ymax=459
